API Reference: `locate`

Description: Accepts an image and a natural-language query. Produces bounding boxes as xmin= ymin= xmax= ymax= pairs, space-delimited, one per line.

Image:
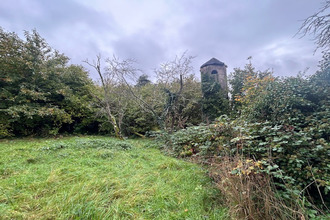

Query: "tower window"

xmin=211 ymin=70 xmax=218 ymax=74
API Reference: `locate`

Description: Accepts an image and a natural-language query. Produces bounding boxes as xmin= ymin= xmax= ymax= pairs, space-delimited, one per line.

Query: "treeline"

xmin=0 ymin=28 xmax=222 ymax=138
xmin=0 ymin=29 xmax=100 ymax=136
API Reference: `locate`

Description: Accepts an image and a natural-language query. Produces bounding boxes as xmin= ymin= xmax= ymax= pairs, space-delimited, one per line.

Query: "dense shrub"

xmin=151 ymin=116 xmax=235 ymax=157
xmin=0 ymin=28 xmax=100 ymax=137
xmin=155 ymin=117 xmax=329 ymax=216
xmin=154 ymin=67 xmax=330 ymax=216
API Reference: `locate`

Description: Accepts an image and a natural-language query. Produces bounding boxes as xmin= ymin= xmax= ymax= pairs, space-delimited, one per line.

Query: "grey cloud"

xmin=112 ymin=29 xmax=167 ymax=76
xmin=178 ymin=0 xmax=323 ymax=76
xmin=0 ymin=0 xmax=119 ymax=79
xmin=0 ymin=0 xmax=325 ymax=80
xmin=0 ymin=0 xmax=116 ymax=32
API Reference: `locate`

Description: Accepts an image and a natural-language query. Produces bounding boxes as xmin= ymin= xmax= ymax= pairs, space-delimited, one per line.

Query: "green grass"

xmin=0 ymin=136 xmax=227 ymax=219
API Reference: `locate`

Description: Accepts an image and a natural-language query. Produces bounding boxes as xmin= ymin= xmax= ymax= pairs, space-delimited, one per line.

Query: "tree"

xmin=174 ymin=75 xmax=203 ymax=127
xmin=112 ymin=52 xmax=196 ymax=132
xmin=297 ymin=0 xmax=330 ymax=53
xmin=121 ymin=84 xmax=159 ymax=136
xmin=154 ymin=52 xmax=195 ymax=131
xmin=229 ymin=58 xmax=273 ymax=116
xmin=85 ymin=52 xmax=198 ymax=136
xmin=1 ymin=29 xmax=68 ymax=136
xmin=84 ymin=55 xmax=135 ymax=139
xmin=56 ymin=65 xmax=97 ymax=134
xmin=0 ymin=28 xmax=96 ymax=137
xmin=136 ymin=74 xmax=151 ymax=87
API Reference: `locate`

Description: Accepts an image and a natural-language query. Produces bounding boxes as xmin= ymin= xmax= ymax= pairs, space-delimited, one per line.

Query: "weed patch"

xmin=40 ymin=138 xmax=132 ymax=151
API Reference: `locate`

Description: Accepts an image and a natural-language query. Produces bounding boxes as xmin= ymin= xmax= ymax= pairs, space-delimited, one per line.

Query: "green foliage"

xmin=234 ymin=121 xmax=329 ymax=199
xmin=122 ymin=75 xmax=203 ymax=136
xmin=136 ymin=74 xmax=151 ymax=87
xmin=40 ymin=138 xmax=132 ymax=151
xmin=0 ymin=123 xmax=12 ymax=138
xmin=201 ymin=74 xmax=230 ymax=121
xmin=243 ymin=76 xmax=328 ymax=125
xmin=226 ymin=62 xmax=329 ymax=208
xmin=152 ymin=125 xmax=212 ymax=156
xmin=229 ymin=60 xmax=273 ymax=114
xmin=122 ymin=83 xmax=160 ymax=136
xmin=227 ymin=63 xmax=330 ymax=213
xmin=164 ymin=75 xmax=203 ymax=129
xmin=231 ymin=60 xmax=329 ymax=127
xmin=0 ymin=28 xmax=98 ymax=137
xmin=155 ymin=115 xmax=330 ymax=214
xmin=158 ymin=71 xmax=330 ymax=211
xmin=151 ymin=115 xmax=234 ymax=157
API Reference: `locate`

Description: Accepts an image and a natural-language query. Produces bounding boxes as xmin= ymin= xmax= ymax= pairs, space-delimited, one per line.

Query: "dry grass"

xmin=209 ymin=155 xmax=305 ymax=220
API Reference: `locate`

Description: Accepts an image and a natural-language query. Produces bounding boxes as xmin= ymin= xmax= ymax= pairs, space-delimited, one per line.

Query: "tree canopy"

xmin=0 ymin=28 xmax=96 ymax=137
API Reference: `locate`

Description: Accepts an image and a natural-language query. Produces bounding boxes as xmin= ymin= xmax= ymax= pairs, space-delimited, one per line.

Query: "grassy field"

xmin=0 ymin=136 xmax=227 ymax=219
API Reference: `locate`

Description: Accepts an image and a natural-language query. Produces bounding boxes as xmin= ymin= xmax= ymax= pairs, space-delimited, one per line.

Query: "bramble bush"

xmin=150 ymin=115 xmax=235 ymax=157
xmin=154 ymin=66 xmax=330 ymax=217
xmin=155 ymin=118 xmax=329 ymax=217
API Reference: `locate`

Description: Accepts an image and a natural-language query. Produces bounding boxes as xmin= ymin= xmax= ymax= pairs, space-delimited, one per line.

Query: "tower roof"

xmin=201 ymin=58 xmax=225 ymax=68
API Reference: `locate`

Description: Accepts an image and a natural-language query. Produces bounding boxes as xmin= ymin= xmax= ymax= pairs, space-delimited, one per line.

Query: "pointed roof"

xmin=201 ymin=58 xmax=225 ymax=68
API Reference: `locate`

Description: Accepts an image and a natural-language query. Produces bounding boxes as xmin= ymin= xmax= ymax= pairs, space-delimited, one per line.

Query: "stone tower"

xmin=200 ymin=58 xmax=228 ymax=96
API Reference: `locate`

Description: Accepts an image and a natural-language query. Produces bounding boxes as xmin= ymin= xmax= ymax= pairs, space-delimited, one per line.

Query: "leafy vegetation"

xmin=201 ymin=73 xmax=230 ymax=121
xmin=154 ymin=60 xmax=330 ymax=218
xmin=0 ymin=28 xmax=98 ymax=137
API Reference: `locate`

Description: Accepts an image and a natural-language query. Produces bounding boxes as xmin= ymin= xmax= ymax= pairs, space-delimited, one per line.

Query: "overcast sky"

xmin=0 ymin=0 xmax=326 ymax=80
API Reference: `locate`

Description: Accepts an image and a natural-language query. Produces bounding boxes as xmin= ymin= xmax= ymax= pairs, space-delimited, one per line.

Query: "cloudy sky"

xmin=0 ymin=0 xmax=326 ymax=80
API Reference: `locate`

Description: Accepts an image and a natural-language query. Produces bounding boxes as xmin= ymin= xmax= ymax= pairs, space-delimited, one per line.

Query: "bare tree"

xmin=104 ymin=52 xmax=195 ymax=131
xmin=155 ymin=52 xmax=195 ymax=131
xmin=296 ymin=1 xmax=330 ymax=53
xmin=84 ymin=55 xmax=135 ymax=139
xmin=105 ymin=57 xmax=164 ymax=128
xmin=86 ymin=53 xmax=195 ymax=135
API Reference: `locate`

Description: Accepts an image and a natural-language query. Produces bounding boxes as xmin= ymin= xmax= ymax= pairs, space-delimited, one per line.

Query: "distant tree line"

xmin=1 ymin=25 xmax=328 ymax=141
xmin=0 ymin=28 xmax=212 ymax=138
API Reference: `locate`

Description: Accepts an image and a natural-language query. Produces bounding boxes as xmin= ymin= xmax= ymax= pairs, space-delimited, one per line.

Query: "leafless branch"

xmin=84 ymin=55 xmax=125 ymax=139
xmin=296 ymin=1 xmax=330 ymax=53
xmin=154 ymin=51 xmax=195 ymax=131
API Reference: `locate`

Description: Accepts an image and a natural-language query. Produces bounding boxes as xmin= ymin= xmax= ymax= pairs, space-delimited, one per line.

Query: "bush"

xmin=150 ymin=115 xmax=235 ymax=157
xmin=156 ymin=116 xmax=330 ymax=215
xmin=152 ymin=64 xmax=330 ymax=218
xmin=231 ymin=121 xmax=330 ymax=209
xmin=0 ymin=123 xmax=12 ymax=138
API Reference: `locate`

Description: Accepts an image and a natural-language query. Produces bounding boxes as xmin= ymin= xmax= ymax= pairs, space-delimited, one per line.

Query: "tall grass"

xmin=0 ymin=136 xmax=227 ymax=219
xmin=209 ymin=155 xmax=306 ymax=220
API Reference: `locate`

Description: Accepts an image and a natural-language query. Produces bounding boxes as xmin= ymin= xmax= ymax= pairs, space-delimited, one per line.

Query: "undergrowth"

xmin=209 ymin=156 xmax=306 ymax=219
xmin=151 ymin=115 xmax=330 ymax=219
